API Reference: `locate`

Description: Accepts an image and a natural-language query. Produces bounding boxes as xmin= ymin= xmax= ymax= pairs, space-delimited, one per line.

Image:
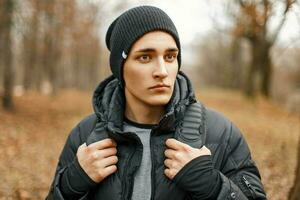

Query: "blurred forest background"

xmin=0 ymin=0 xmax=300 ymax=199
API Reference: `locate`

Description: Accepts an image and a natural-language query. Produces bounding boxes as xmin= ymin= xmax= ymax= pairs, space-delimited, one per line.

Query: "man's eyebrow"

xmin=134 ymin=48 xmax=156 ymax=53
xmin=134 ymin=47 xmax=179 ymax=53
xmin=166 ymin=48 xmax=179 ymax=52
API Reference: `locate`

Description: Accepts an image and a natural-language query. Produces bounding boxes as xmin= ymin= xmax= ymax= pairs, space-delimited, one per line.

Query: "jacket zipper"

xmin=242 ymin=175 xmax=256 ymax=198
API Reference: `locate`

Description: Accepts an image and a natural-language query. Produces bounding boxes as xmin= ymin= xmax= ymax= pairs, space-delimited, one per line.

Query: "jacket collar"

xmin=92 ymin=71 xmax=196 ymax=133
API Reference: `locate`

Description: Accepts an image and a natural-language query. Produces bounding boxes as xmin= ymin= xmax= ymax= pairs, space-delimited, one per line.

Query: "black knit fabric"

xmin=105 ymin=5 xmax=181 ymax=84
xmin=173 ymin=155 xmax=222 ymax=199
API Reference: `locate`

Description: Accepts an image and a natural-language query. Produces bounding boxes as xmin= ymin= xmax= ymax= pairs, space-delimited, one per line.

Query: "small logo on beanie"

xmin=122 ymin=51 xmax=127 ymax=59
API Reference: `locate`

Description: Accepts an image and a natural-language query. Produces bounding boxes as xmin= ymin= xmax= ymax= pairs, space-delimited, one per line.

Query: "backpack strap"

xmin=175 ymin=102 xmax=207 ymax=148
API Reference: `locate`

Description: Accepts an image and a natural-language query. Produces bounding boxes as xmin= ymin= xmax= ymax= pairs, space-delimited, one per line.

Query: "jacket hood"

xmin=92 ymin=71 xmax=196 ymax=132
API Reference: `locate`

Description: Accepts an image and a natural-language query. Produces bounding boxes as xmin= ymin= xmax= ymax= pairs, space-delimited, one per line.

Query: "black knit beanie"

xmin=105 ymin=5 xmax=181 ymax=85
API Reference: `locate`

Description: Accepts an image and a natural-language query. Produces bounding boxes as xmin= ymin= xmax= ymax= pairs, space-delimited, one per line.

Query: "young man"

xmin=46 ymin=5 xmax=267 ymax=200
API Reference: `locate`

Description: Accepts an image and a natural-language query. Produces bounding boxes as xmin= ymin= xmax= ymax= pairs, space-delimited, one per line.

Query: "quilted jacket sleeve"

xmin=46 ymin=115 xmax=98 ymax=200
xmin=178 ymin=108 xmax=268 ymax=200
xmin=214 ymin=122 xmax=267 ymax=200
xmin=172 ymin=124 xmax=267 ymax=200
xmin=169 ymin=109 xmax=267 ymax=200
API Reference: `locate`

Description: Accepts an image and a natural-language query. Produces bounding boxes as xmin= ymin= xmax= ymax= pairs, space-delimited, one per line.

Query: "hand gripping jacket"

xmin=46 ymin=72 xmax=267 ymax=200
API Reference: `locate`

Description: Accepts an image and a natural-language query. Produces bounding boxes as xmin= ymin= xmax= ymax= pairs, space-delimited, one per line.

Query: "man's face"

xmin=123 ymin=31 xmax=179 ymax=107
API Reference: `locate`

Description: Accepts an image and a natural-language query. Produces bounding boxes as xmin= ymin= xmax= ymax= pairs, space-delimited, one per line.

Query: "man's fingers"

xmin=165 ymin=138 xmax=189 ymax=150
xmin=164 ymin=159 xmax=172 ymax=168
xmin=97 ymin=156 xmax=118 ymax=168
xmin=88 ymin=139 xmax=117 ymax=150
xmin=199 ymin=145 xmax=212 ymax=155
xmin=99 ymin=147 xmax=117 ymax=158
xmin=164 ymin=149 xmax=176 ymax=159
xmin=164 ymin=168 xmax=177 ymax=180
xmin=90 ymin=147 xmax=117 ymax=161
xmin=78 ymin=143 xmax=87 ymax=150
xmin=102 ymin=165 xmax=117 ymax=177
xmin=164 ymin=168 xmax=171 ymax=179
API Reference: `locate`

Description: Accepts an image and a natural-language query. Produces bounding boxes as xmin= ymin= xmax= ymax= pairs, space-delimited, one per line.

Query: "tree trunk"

xmin=289 ymin=131 xmax=300 ymax=200
xmin=23 ymin=0 xmax=41 ymax=91
xmin=42 ymin=0 xmax=61 ymax=95
xmin=260 ymin=47 xmax=272 ymax=97
xmin=23 ymin=35 xmax=32 ymax=90
xmin=245 ymin=38 xmax=272 ymax=98
xmin=2 ymin=0 xmax=14 ymax=110
xmin=43 ymin=33 xmax=58 ymax=95
xmin=230 ymin=38 xmax=243 ymax=89
xmin=245 ymin=62 xmax=256 ymax=97
xmin=261 ymin=60 xmax=272 ymax=97
xmin=245 ymin=39 xmax=259 ymax=97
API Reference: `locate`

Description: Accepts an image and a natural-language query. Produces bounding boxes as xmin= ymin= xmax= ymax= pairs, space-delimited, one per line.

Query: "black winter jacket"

xmin=46 ymin=72 xmax=267 ymax=200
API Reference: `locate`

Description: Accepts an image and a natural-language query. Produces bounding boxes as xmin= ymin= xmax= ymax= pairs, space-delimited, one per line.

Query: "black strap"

xmin=175 ymin=102 xmax=207 ymax=148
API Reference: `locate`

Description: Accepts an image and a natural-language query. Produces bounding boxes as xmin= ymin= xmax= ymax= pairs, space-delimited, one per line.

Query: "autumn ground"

xmin=0 ymin=89 xmax=299 ymax=200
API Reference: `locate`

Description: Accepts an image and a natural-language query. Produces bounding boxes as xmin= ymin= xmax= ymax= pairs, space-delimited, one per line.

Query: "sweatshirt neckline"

xmin=124 ymin=117 xmax=156 ymax=129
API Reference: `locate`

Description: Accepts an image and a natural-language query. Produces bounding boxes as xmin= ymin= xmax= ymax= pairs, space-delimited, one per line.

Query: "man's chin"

xmin=147 ymin=96 xmax=172 ymax=107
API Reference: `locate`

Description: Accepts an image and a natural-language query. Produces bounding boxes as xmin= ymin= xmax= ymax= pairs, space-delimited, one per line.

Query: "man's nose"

xmin=153 ymin=57 xmax=168 ymax=78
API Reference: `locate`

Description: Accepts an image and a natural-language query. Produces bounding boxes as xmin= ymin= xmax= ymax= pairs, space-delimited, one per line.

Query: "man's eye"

xmin=165 ymin=54 xmax=177 ymax=62
xmin=138 ymin=55 xmax=151 ymax=62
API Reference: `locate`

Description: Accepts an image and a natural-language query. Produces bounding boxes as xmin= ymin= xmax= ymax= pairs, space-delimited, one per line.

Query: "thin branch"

xmin=238 ymin=0 xmax=247 ymax=8
xmin=262 ymin=0 xmax=272 ymax=36
xmin=270 ymin=0 xmax=296 ymax=44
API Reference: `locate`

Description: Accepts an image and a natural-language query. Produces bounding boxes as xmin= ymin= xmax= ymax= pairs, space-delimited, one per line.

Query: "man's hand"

xmin=77 ymin=139 xmax=118 ymax=183
xmin=164 ymin=138 xmax=211 ymax=179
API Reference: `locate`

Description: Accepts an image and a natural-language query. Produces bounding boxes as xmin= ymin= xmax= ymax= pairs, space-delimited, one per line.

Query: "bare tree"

xmin=0 ymin=0 xmax=15 ymax=110
xmin=195 ymin=32 xmax=248 ymax=89
xmin=22 ymin=0 xmax=41 ymax=91
xmin=0 ymin=0 xmax=131 ymax=97
xmin=231 ymin=0 xmax=296 ymax=97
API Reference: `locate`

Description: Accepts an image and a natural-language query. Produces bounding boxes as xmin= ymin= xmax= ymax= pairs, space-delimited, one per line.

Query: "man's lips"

xmin=149 ymin=84 xmax=170 ymax=89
